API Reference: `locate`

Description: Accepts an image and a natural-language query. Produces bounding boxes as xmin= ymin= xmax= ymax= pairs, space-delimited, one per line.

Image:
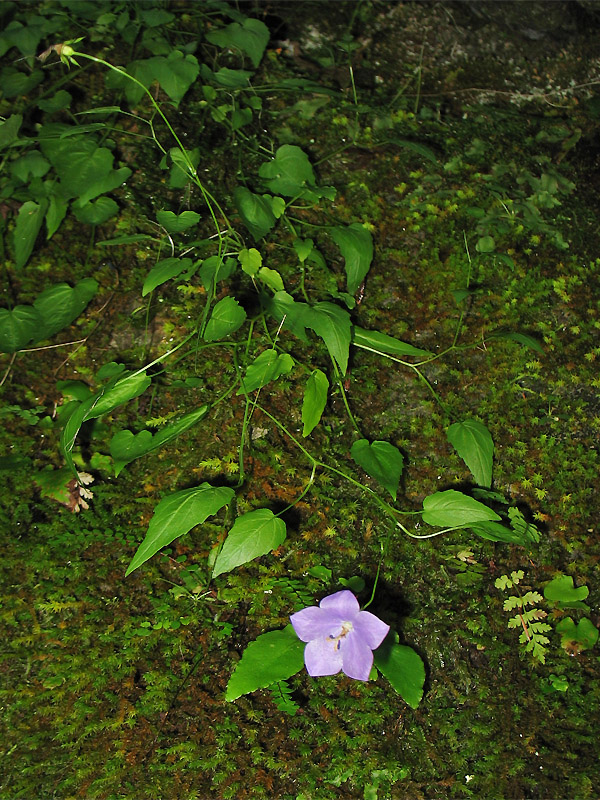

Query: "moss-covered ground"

xmin=1 ymin=2 xmax=599 ymax=798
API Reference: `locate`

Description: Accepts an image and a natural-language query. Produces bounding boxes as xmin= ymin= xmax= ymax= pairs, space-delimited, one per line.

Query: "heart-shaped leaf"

xmin=213 ymin=508 xmax=287 ymax=578
xmin=203 ymin=296 xmax=246 ymax=341
xmin=555 ymin=617 xmax=599 ymax=651
xmin=156 ymin=210 xmax=200 ymax=233
xmin=126 ymin=484 xmax=234 ymax=576
xmin=351 ymin=439 xmax=403 ymax=500
xmin=544 ymin=575 xmax=590 ymax=611
xmin=0 ymin=305 xmax=44 ymax=353
xmin=237 ymin=349 xmax=294 ymax=394
xmin=110 ymin=405 xmax=209 ymax=476
xmin=206 ymin=18 xmax=269 ymax=69
xmin=33 ymin=278 xmax=98 ymax=339
xmin=233 ymin=187 xmax=277 ymax=241
xmin=73 ymin=197 xmax=118 ymax=225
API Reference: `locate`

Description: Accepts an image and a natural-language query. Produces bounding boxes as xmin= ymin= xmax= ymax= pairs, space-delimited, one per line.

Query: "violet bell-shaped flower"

xmin=290 ymin=590 xmax=389 ymax=681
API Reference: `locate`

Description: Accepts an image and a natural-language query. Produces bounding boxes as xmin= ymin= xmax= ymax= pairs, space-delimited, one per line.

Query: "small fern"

xmin=495 ymin=571 xmax=551 ymax=663
xmin=269 ymin=576 xmax=315 ymax=610
xmin=268 ymin=680 xmax=299 ymax=716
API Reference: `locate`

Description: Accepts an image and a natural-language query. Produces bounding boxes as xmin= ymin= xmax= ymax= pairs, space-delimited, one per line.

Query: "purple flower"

xmin=290 ymin=590 xmax=390 ymax=681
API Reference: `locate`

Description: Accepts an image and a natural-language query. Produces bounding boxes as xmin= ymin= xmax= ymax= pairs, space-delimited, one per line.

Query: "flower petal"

xmin=353 ymin=611 xmax=390 ymax=649
xmin=304 ymin=638 xmax=343 ymax=676
xmin=290 ymin=606 xmax=343 ymax=641
xmin=340 ymin=632 xmax=374 ymax=681
xmin=319 ymin=589 xmax=360 ymax=619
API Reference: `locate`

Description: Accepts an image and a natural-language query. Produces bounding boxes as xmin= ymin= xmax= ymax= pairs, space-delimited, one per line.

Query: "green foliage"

xmin=110 ymin=406 xmax=210 ymax=476
xmin=212 ymin=509 xmax=287 ymax=579
xmin=126 ymin=484 xmax=234 ymax=576
xmin=495 ymin=571 xmax=551 ymax=663
xmin=446 ymin=419 xmax=494 ymax=488
xmin=2 ymin=3 xmax=597 ymax=795
xmin=350 ymin=439 xmax=404 ymax=500
xmin=302 ymin=369 xmax=329 ymax=437
xmin=268 ymin=680 xmax=300 ymax=716
xmin=226 ymin=625 xmax=305 ymax=701
xmin=373 ymin=632 xmax=426 ymax=709
xmin=422 ymin=490 xmax=501 ymax=527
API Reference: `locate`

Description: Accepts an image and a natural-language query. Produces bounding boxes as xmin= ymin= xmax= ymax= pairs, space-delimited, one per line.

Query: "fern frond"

xmin=268 ymin=680 xmax=299 ymax=716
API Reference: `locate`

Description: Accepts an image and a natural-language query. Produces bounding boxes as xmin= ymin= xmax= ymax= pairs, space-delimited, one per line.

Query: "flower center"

xmin=328 ymin=621 xmax=353 ymax=650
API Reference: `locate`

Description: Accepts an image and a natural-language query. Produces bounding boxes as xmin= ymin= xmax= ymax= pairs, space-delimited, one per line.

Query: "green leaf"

xmin=373 ymin=632 xmax=425 ymax=708
xmin=306 ymin=302 xmax=351 ymax=375
xmin=226 ymin=625 xmax=305 ymax=701
xmin=544 ymin=575 xmax=589 ymax=611
xmin=13 ymin=200 xmax=48 ymax=270
xmin=213 ymin=508 xmax=287 ymax=578
xmin=0 ymin=305 xmax=44 ymax=353
xmin=61 ymin=371 xmax=151 ymax=475
xmin=126 ymin=484 xmax=234 ymax=576
xmin=72 ymin=197 xmax=118 ymax=225
xmin=351 ymin=439 xmax=403 ymax=500
xmin=302 ymin=369 xmax=329 ymax=437
xmin=259 ymin=144 xmax=316 ymax=198
xmin=33 ymin=278 xmax=98 ymax=339
xmin=293 ymin=238 xmax=314 ymax=263
xmin=168 ymin=146 xmax=200 ymax=188
xmin=239 ymin=247 xmax=262 ymax=275
xmin=263 ymin=291 xmax=311 ymax=343
xmin=476 ymin=235 xmax=495 ymax=253
xmin=37 ymin=90 xmax=72 ymax=113
xmin=10 ymin=151 xmax=51 ymax=182
xmin=199 ymin=256 xmax=236 ymax=291
xmin=470 ymin=521 xmax=529 ymax=545
xmin=156 ymin=210 xmax=200 ymax=233
xmin=132 ymin=51 xmax=200 ymax=105
xmin=257 ymin=267 xmax=284 ymax=293
xmin=142 ymin=257 xmax=193 ymax=296
xmin=111 ymin=405 xmax=209 ymax=476
xmin=90 ymin=371 xmax=152 ymax=418
xmin=233 ymin=187 xmax=277 ymax=241
xmin=111 ymin=430 xmax=154 ymax=474
xmin=330 ymin=223 xmax=373 ymax=295
xmin=203 ymin=296 xmax=246 ymax=341
xmin=352 ymin=326 xmax=432 ymax=358
xmin=446 ymin=419 xmax=493 ymax=488
xmin=385 ymin=137 xmax=438 ymax=164
xmin=231 ymin=107 xmax=252 ymax=131
xmin=489 ymin=331 xmax=544 ymax=354
xmin=555 ymin=617 xmax=599 ymax=651
xmin=40 ymin=128 xmax=129 ymax=204
xmin=98 ymin=234 xmax=155 ymax=247
xmin=258 ymin=145 xmax=334 ymax=203
xmin=0 ymin=113 xmax=22 ymax=150
xmin=45 ymin=195 xmax=69 ymax=239
xmin=206 ymin=18 xmax=269 ymax=68
xmin=508 ymin=507 xmax=541 ymax=543
xmin=213 ymin=67 xmax=253 ymax=88
xmin=237 ymin=349 xmax=294 ymax=394
xmin=422 ymin=490 xmax=501 ymax=527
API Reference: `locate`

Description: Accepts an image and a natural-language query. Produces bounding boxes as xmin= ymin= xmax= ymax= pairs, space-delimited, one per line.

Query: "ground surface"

xmin=1 ymin=2 xmax=599 ymax=798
